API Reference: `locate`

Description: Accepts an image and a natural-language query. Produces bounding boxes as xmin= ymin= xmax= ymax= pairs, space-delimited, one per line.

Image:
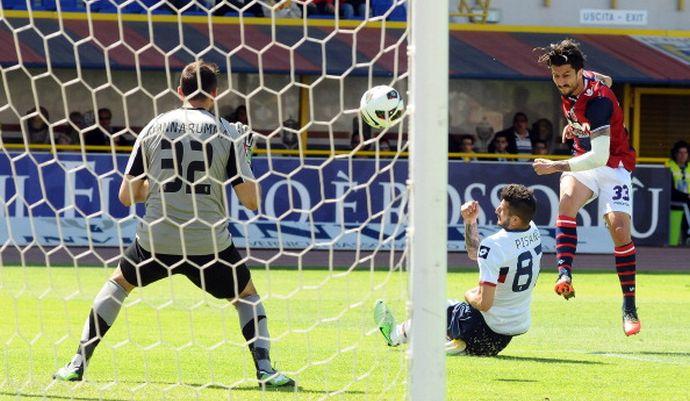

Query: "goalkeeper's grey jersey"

xmin=124 ymin=107 xmax=254 ymax=255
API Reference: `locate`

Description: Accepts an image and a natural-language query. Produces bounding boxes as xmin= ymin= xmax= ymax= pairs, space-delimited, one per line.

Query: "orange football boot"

xmin=623 ymin=309 xmax=641 ymax=336
xmin=554 ymin=275 xmax=575 ymax=300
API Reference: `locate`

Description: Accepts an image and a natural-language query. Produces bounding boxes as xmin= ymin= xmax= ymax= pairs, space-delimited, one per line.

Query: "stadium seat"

xmin=387 ymin=7 xmax=406 ymax=21
xmin=223 ymin=11 xmax=255 ymax=17
xmin=371 ymin=0 xmax=406 ymax=21
xmin=86 ymin=0 xmax=176 ymax=14
xmin=93 ymin=2 xmax=117 ymax=13
xmin=180 ymin=8 xmax=207 ymax=15
xmin=41 ymin=0 xmax=55 ymax=10
xmin=2 ymin=0 xmax=32 ymax=10
xmin=140 ymin=0 xmax=172 ymax=13
xmin=45 ymin=0 xmax=86 ymax=11
xmin=311 ymin=14 xmax=335 ymax=20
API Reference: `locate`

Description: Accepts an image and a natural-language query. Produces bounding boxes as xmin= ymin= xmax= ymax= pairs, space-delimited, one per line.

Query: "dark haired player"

xmin=53 ymin=61 xmax=296 ymax=387
xmin=375 ymin=184 xmax=541 ymax=356
xmin=532 ymin=39 xmax=640 ymax=336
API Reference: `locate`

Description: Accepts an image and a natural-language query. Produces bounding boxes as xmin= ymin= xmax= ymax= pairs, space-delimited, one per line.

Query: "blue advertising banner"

xmin=0 ymin=152 xmax=669 ymax=253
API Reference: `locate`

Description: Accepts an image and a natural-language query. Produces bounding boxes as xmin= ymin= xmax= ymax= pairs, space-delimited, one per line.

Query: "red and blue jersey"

xmin=560 ymin=71 xmax=636 ymax=172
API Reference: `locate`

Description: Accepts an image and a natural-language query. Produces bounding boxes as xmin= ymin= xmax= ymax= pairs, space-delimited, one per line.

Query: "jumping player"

xmin=53 ymin=61 xmax=296 ymax=388
xmin=375 ymin=184 xmax=541 ymax=356
xmin=532 ymin=39 xmax=640 ymax=336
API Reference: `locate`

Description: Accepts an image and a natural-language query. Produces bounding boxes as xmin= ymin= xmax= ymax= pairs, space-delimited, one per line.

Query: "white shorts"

xmin=562 ymin=166 xmax=633 ymax=216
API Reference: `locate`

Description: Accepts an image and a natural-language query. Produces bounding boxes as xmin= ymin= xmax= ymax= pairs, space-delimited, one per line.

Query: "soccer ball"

xmin=359 ymin=85 xmax=405 ymax=129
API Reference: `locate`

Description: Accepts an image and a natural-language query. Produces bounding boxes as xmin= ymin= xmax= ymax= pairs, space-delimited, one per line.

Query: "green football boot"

xmin=53 ymin=357 xmax=84 ymax=382
xmin=257 ymin=370 xmax=296 ymax=390
xmin=374 ymin=299 xmax=398 ymax=346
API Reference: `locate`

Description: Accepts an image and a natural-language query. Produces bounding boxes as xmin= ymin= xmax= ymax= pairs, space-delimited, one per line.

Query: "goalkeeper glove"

xmin=234 ymin=122 xmax=254 ymax=166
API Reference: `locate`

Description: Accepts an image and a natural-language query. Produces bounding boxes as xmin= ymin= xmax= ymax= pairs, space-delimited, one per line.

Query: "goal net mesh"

xmin=0 ymin=1 xmax=413 ymax=400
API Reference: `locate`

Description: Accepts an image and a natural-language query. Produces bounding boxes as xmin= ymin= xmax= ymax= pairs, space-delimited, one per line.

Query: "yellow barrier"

xmin=0 ymin=143 xmax=668 ymax=164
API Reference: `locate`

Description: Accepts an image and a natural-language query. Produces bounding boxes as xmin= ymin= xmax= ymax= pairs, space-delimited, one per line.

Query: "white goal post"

xmin=408 ymin=0 xmax=449 ymax=400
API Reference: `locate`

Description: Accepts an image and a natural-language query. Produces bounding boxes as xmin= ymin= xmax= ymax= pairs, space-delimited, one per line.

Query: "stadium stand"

xmin=1 ymin=0 xmax=407 ymax=19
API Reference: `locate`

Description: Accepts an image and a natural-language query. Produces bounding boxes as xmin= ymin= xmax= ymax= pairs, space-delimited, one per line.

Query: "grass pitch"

xmin=1 ymin=265 xmax=689 ymax=401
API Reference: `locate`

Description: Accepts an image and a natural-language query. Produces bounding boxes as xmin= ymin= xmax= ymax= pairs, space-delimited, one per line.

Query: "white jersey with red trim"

xmin=476 ymin=221 xmax=542 ymax=335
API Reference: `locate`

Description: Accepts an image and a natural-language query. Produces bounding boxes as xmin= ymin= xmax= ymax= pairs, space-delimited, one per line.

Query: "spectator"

xmin=341 ymin=0 xmax=368 ymax=19
xmin=351 ymin=130 xmax=361 ymax=149
xmin=56 ymin=111 xmax=83 ymax=145
xmin=531 ymin=118 xmax=554 ymax=151
xmin=352 ymin=116 xmax=371 ymax=150
xmin=93 ymin=107 xmax=134 ymax=147
xmin=282 ymin=116 xmax=299 ymax=150
xmin=213 ymin=0 xmax=265 ymax=17
xmin=553 ymin=142 xmax=574 ymax=155
xmin=533 ymin=140 xmax=549 ymax=156
xmin=81 ymin=109 xmax=108 ymax=147
xmin=351 ymin=129 xmax=372 ymax=152
xmin=98 ymin=108 xmax=114 ymax=136
xmin=109 ymin=108 xmax=136 ymax=146
xmin=262 ymin=0 xmax=302 ymax=18
xmin=307 ymin=0 xmax=336 ymax=16
xmin=667 ymin=140 xmax=690 ymax=246
xmin=25 ymin=107 xmax=50 ymax=144
xmin=232 ymin=105 xmax=249 ymax=125
xmin=474 ymin=116 xmax=494 ymax=152
xmin=307 ymin=0 xmax=369 ymax=18
xmin=495 ymin=112 xmax=533 ymax=156
xmin=379 ymin=137 xmax=392 ymax=152
xmin=459 ymin=134 xmax=477 ymax=162
xmin=487 ymin=134 xmax=510 ymax=162
xmin=552 ymin=124 xmax=575 ymax=156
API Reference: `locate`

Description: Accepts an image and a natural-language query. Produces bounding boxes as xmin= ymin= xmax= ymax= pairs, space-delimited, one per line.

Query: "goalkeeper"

xmin=375 ymin=184 xmax=541 ymax=356
xmin=53 ymin=60 xmax=295 ymax=389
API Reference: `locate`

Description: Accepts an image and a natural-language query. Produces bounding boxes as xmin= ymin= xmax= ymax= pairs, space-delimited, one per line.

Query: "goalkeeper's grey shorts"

xmin=119 ymin=240 xmax=252 ymax=299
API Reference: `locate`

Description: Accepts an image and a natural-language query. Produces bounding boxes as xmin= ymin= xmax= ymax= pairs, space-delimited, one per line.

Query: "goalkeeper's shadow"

xmin=114 ymin=380 xmax=366 ymax=395
xmin=0 ymin=391 xmax=129 ymax=401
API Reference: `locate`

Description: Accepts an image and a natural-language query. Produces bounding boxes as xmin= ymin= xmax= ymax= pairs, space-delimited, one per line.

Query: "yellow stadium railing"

xmin=0 ymin=143 xmax=668 ymax=164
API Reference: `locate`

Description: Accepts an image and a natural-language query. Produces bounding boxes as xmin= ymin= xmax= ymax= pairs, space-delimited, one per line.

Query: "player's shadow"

xmin=0 ymin=392 xmax=129 ymax=401
xmin=637 ymin=351 xmax=690 ymax=357
xmin=224 ymin=384 xmax=366 ymax=395
xmin=496 ymin=355 xmax=605 ymax=365
xmin=591 ymin=351 xmax=690 ymax=357
xmin=119 ymin=380 xmax=366 ymax=395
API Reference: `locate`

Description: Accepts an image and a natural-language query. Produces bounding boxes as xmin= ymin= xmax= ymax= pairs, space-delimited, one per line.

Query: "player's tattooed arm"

xmin=461 ymin=201 xmax=480 ymax=260
xmin=590 ymin=125 xmax=611 ymax=139
xmin=548 ymin=160 xmax=571 ymax=172
xmin=464 ymin=222 xmax=480 ymax=260
xmin=533 ymin=158 xmax=570 ymax=175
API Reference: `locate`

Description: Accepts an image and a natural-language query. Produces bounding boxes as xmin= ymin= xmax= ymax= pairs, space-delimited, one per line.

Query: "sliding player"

xmin=375 ymin=184 xmax=541 ymax=356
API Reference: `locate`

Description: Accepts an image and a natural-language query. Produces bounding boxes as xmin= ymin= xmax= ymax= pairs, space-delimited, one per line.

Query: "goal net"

xmin=0 ymin=1 xmax=447 ymax=400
